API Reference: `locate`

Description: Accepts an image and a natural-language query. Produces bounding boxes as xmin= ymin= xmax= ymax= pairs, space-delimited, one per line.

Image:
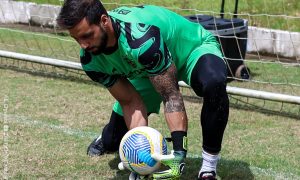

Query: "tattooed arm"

xmin=149 ymin=63 xmax=188 ymax=132
xmin=127 ymin=23 xmax=187 ymax=131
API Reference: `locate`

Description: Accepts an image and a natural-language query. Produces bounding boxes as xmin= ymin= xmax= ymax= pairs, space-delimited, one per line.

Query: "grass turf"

xmin=0 ymin=65 xmax=299 ymax=179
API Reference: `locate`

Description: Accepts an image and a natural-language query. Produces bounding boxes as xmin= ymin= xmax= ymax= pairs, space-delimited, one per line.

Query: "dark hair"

xmin=57 ymin=0 xmax=108 ymax=29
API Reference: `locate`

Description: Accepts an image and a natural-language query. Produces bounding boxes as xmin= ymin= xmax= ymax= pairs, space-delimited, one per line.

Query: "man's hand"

xmin=151 ymin=150 xmax=186 ymax=180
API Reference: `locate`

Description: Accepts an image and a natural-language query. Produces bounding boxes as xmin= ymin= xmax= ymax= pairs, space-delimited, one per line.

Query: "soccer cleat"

xmin=87 ymin=135 xmax=107 ymax=156
xmin=197 ymin=171 xmax=217 ymax=180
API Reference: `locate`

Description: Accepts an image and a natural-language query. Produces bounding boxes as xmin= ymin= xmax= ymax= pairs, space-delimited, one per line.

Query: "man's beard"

xmin=90 ymin=26 xmax=108 ymax=55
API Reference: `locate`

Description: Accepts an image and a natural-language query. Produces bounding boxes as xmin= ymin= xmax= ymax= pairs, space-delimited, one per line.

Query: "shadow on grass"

xmin=108 ymin=156 xmax=254 ymax=180
xmin=0 ymin=64 xmax=98 ymax=86
xmin=183 ymin=157 xmax=254 ymax=180
xmin=108 ymin=156 xmax=128 ymax=180
xmin=229 ymin=99 xmax=300 ymax=120
xmin=217 ymin=158 xmax=254 ymax=180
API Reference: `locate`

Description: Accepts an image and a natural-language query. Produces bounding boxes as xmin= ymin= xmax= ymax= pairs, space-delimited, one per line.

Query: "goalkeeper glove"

xmin=151 ymin=131 xmax=188 ymax=179
xmin=151 ymin=150 xmax=186 ymax=180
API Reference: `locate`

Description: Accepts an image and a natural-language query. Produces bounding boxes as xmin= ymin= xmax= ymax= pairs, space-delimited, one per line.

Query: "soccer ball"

xmin=118 ymin=126 xmax=168 ymax=175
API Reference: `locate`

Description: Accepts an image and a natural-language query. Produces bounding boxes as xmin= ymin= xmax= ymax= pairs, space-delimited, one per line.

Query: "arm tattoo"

xmin=150 ymin=63 xmax=186 ymax=113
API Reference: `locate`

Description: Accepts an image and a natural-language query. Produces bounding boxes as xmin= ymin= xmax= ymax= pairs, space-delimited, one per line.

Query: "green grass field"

xmin=0 ymin=61 xmax=300 ymax=179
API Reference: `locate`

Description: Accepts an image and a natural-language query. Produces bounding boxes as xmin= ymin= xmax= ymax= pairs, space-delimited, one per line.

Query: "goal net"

xmin=0 ymin=0 xmax=299 ymax=115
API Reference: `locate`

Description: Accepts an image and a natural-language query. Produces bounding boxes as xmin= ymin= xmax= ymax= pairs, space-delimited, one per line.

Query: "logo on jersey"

xmin=111 ymin=8 xmax=131 ymax=15
xmin=124 ymin=22 xmax=170 ymax=75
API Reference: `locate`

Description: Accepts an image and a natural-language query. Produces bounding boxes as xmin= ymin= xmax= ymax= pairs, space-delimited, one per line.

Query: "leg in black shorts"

xmin=101 ymin=111 xmax=128 ymax=151
xmin=190 ymin=54 xmax=229 ymax=153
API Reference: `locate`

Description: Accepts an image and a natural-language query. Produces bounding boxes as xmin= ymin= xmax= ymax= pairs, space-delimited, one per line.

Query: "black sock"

xmin=171 ymin=131 xmax=187 ymax=152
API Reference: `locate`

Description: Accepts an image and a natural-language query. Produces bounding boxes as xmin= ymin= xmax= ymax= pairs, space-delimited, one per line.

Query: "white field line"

xmin=3 ymin=113 xmax=300 ymax=179
xmin=4 ymin=113 xmax=98 ymax=138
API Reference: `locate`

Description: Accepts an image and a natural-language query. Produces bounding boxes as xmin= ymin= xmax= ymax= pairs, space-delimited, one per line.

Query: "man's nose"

xmin=79 ymin=40 xmax=89 ymax=49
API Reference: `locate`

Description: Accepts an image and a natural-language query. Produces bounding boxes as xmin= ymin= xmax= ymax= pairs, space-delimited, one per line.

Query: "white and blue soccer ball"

xmin=118 ymin=126 xmax=168 ymax=175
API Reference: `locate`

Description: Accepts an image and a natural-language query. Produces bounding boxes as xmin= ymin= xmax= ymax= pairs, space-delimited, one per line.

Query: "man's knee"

xmin=191 ymin=54 xmax=227 ymax=97
xmin=202 ymin=75 xmax=227 ymax=97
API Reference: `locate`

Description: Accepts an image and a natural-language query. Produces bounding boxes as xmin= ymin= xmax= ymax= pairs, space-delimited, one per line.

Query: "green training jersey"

xmin=80 ymin=5 xmax=222 ymax=87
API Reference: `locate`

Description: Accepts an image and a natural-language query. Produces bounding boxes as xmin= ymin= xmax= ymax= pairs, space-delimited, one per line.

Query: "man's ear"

xmin=100 ymin=14 xmax=109 ymax=27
